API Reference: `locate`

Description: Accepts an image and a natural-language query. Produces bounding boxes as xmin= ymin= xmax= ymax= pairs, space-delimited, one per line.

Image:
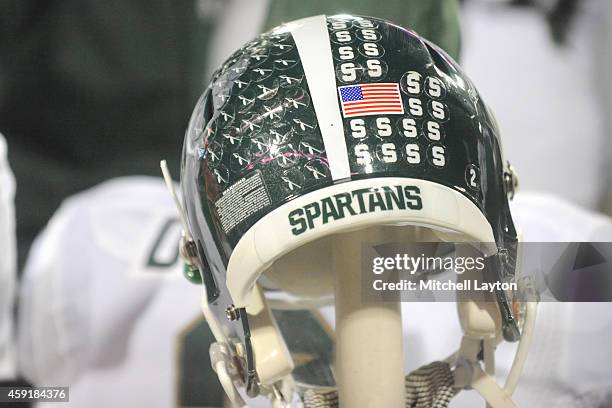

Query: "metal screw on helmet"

xmin=180 ymin=237 xmax=199 ymax=262
xmin=504 ymin=162 xmax=519 ymax=200
xmin=225 ymin=305 xmax=239 ymax=321
xmin=179 ymin=238 xmax=203 ymax=284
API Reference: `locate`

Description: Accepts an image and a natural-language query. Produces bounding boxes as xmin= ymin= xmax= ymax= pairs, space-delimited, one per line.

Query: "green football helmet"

xmin=178 ymin=14 xmax=524 ymax=405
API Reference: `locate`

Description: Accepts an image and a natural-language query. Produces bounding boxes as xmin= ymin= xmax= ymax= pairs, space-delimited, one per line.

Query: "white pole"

xmin=333 ymin=227 xmax=405 ymax=408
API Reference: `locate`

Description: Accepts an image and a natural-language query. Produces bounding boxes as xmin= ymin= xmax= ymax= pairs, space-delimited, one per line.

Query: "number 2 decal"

xmin=465 ymin=164 xmax=481 ymax=191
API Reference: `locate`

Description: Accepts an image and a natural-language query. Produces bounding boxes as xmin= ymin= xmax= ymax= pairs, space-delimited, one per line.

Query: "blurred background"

xmin=1 ymin=0 xmax=610 ymax=266
xmin=1 ymin=1 xmax=612 ymax=406
xmin=460 ymin=0 xmax=611 ymax=212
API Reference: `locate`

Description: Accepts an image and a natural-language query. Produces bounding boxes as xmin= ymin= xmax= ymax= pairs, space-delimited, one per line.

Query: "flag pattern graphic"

xmin=338 ymin=83 xmax=404 ymax=118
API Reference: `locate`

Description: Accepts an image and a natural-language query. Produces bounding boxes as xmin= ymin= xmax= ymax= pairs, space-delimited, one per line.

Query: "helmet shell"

xmin=182 ymin=14 xmax=516 ymax=286
xmin=180 ymin=14 xmax=520 ymax=390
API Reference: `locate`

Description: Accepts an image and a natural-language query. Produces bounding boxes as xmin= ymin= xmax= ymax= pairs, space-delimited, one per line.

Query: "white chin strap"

xmin=452 ymin=301 xmax=537 ymax=408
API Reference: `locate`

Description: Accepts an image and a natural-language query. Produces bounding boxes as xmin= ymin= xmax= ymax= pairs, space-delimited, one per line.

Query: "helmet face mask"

xmin=179 ymin=14 xmax=524 ymax=403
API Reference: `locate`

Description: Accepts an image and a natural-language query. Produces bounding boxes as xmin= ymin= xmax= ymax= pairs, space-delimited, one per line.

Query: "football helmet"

xmin=174 ymin=14 xmax=533 ymax=407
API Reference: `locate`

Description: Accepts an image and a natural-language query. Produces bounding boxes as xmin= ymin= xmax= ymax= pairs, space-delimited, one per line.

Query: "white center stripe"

xmin=289 ymin=15 xmax=351 ymax=181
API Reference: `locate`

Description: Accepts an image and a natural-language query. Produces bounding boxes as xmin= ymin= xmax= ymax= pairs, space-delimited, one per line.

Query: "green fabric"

xmin=264 ymin=0 xmax=461 ymax=60
xmin=1 ymin=1 xmax=214 ymax=266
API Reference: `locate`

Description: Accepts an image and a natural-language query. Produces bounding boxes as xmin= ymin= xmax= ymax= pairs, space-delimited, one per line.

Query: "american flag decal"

xmin=338 ymin=83 xmax=404 ymax=118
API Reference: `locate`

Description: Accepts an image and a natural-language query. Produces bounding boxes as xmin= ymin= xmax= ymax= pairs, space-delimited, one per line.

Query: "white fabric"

xmin=0 ymin=133 xmax=16 ymax=380
xmin=18 ymin=177 xmax=612 ymax=407
xmin=500 ymin=193 xmax=612 ymax=408
xmin=461 ymin=2 xmax=607 ymax=209
xmin=18 ymin=177 xmax=203 ymax=406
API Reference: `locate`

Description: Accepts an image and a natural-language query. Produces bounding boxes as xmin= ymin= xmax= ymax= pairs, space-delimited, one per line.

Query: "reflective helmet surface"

xmin=180 ymin=14 xmax=519 ymax=391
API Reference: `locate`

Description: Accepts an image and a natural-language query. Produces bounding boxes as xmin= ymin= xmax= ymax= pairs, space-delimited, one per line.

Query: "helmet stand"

xmin=332 ymin=227 xmax=406 ymax=408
